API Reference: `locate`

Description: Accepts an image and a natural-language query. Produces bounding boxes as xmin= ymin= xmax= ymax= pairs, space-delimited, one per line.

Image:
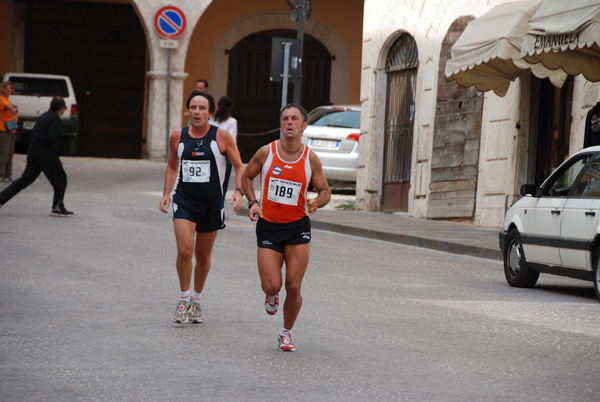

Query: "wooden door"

xmin=382 ymin=34 xmax=418 ymax=211
xmin=23 ymin=0 xmax=146 ymax=158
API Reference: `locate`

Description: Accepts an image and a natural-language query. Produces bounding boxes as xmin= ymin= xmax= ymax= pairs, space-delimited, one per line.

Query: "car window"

xmin=10 ymin=77 xmax=69 ymax=97
xmin=308 ymin=109 xmax=360 ymax=129
xmin=572 ymin=154 xmax=600 ymax=198
xmin=544 ymin=154 xmax=592 ymax=197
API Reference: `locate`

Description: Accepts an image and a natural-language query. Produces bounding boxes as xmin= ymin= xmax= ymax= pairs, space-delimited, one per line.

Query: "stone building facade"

xmin=357 ymin=0 xmax=600 ymax=228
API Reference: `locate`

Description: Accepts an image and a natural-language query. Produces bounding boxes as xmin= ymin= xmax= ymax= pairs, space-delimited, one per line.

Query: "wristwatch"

xmin=248 ymin=199 xmax=259 ymax=209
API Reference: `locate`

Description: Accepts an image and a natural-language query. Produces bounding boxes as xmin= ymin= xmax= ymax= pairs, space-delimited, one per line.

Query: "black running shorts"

xmin=256 ymin=216 xmax=311 ymax=253
xmin=173 ymin=202 xmax=225 ymax=233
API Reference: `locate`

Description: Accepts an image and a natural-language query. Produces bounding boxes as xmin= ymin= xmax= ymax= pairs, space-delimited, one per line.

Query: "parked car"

xmin=499 ymin=146 xmax=600 ymax=301
xmin=301 ymin=105 xmax=361 ymax=183
xmin=2 ymin=72 xmax=79 ymax=155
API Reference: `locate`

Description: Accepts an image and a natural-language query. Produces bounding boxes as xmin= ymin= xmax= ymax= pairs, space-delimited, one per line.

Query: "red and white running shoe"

xmin=278 ymin=331 xmax=296 ymax=352
xmin=265 ymin=294 xmax=279 ymax=315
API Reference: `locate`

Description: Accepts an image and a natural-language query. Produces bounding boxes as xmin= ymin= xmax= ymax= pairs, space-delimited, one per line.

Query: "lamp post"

xmin=285 ymin=0 xmax=315 ymax=104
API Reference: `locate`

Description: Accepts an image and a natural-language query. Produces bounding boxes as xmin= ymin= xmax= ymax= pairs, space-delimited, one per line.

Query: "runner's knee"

xmin=284 ymin=280 xmax=301 ymax=297
xmin=262 ymin=279 xmax=281 ymax=296
xmin=177 ymin=244 xmax=194 ymax=261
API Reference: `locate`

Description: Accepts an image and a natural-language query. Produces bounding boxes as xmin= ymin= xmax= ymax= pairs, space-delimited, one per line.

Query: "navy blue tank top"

xmin=172 ymin=125 xmax=226 ymax=214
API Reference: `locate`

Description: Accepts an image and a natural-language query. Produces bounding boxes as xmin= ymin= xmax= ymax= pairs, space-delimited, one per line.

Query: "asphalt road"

xmin=1 ymin=156 xmax=599 ymax=401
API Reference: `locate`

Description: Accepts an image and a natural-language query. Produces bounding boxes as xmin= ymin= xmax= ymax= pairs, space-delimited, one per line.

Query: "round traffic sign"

xmin=154 ymin=6 xmax=187 ymax=39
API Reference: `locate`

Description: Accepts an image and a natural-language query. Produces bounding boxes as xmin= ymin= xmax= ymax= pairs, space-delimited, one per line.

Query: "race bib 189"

xmin=182 ymin=160 xmax=210 ymax=183
xmin=267 ymin=177 xmax=302 ymax=205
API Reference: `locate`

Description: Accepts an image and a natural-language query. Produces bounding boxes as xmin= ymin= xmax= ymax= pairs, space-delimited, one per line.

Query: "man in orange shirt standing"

xmin=0 ymin=81 xmax=18 ymax=182
xmin=242 ymin=103 xmax=331 ymax=352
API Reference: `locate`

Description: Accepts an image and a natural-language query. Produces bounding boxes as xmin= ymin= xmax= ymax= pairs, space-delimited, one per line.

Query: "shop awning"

xmin=445 ymin=0 xmax=567 ymax=97
xmin=521 ymin=0 xmax=600 ymax=82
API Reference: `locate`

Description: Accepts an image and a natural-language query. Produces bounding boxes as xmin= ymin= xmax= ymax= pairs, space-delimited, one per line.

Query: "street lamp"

xmin=285 ymin=0 xmax=315 ymax=104
xmin=286 ymin=0 xmax=314 ymax=20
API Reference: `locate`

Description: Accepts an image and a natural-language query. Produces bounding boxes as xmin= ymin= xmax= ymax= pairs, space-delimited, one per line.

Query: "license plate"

xmin=23 ymin=121 xmax=35 ymax=130
xmin=310 ymin=138 xmax=339 ymax=149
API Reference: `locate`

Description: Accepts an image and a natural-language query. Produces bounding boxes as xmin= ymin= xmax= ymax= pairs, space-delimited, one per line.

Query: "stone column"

xmin=146 ymin=69 xmax=188 ymax=161
xmin=131 ymin=0 xmax=207 ymax=160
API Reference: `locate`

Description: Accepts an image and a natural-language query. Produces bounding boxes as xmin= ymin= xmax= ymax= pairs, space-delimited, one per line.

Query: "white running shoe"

xmin=189 ymin=301 xmax=203 ymax=324
xmin=265 ymin=294 xmax=279 ymax=315
xmin=278 ymin=331 xmax=296 ymax=352
xmin=172 ymin=300 xmax=191 ymax=324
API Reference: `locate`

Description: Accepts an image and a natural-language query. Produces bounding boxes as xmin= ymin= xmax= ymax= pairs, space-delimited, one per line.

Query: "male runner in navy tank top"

xmin=172 ymin=124 xmax=224 ymax=216
xmin=159 ymin=90 xmax=245 ymax=324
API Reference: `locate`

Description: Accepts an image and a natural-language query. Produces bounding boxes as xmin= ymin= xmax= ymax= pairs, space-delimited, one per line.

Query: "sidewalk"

xmin=237 ymin=208 xmax=503 ymax=261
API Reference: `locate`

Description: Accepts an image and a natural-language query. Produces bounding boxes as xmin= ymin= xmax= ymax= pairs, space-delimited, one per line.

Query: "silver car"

xmin=301 ymin=105 xmax=361 ymax=183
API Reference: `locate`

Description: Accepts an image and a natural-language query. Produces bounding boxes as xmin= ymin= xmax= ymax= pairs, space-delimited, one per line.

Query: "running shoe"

xmin=189 ymin=301 xmax=203 ymax=324
xmin=172 ymin=300 xmax=191 ymax=324
xmin=265 ymin=294 xmax=279 ymax=315
xmin=278 ymin=331 xmax=295 ymax=352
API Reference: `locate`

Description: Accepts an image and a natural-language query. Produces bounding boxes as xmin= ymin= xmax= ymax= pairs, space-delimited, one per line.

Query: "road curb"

xmin=311 ymin=220 xmax=502 ymax=261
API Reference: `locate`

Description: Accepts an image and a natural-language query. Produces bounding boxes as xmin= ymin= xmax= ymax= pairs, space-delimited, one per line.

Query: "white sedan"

xmin=301 ymin=105 xmax=361 ymax=183
xmin=500 ymin=146 xmax=600 ymax=301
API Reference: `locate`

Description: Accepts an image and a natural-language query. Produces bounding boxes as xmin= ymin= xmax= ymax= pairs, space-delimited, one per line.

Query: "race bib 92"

xmin=182 ymin=160 xmax=210 ymax=183
xmin=268 ymin=177 xmax=302 ymax=205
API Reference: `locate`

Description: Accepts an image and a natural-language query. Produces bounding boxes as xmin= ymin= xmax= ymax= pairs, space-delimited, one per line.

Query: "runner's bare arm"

xmin=159 ymin=130 xmax=181 ymax=213
xmin=307 ymin=150 xmax=331 ymax=214
xmin=217 ymin=129 xmax=244 ymax=212
xmin=241 ymin=145 xmax=269 ymax=221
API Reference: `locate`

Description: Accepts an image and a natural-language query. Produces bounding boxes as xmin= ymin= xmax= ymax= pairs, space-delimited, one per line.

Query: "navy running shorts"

xmin=173 ymin=202 xmax=226 ymax=233
xmin=256 ymin=216 xmax=311 ymax=253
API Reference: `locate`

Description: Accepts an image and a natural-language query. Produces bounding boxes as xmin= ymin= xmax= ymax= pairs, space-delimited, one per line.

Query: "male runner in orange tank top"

xmin=242 ymin=103 xmax=331 ymax=352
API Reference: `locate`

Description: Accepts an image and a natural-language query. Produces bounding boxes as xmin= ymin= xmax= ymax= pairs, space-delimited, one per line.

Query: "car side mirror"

xmin=520 ymin=184 xmax=540 ymax=197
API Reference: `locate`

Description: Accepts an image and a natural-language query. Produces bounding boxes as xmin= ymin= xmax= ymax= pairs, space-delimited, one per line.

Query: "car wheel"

xmin=593 ymin=248 xmax=600 ymax=302
xmin=504 ymin=228 xmax=539 ymax=288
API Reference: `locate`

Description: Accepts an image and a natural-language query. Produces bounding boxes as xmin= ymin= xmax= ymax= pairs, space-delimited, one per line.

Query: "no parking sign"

xmin=154 ymin=5 xmax=186 ymax=39
xmin=153 ymin=5 xmax=186 ymax=161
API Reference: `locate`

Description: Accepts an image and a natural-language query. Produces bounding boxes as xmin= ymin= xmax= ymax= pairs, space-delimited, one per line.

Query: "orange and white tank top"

xmin=259 ymin=141 xmax=312 ymax=224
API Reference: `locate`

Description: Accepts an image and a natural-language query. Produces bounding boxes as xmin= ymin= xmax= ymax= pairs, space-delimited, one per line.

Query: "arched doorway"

xmin=227 ymin=29 xmax=331 ymax=162
xmin=20 ymin=0 xmax=147 ymax=158
xmin=382 ymin=34 xmax=418 ymax=211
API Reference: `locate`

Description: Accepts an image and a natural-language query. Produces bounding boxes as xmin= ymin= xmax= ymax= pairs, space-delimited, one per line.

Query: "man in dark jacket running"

xmin=0 ymin=96 xmax=73 ymax=217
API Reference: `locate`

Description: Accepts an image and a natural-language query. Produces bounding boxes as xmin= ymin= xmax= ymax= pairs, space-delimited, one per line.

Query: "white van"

xmin=2 ymin=72 xmax=79 ymax=155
